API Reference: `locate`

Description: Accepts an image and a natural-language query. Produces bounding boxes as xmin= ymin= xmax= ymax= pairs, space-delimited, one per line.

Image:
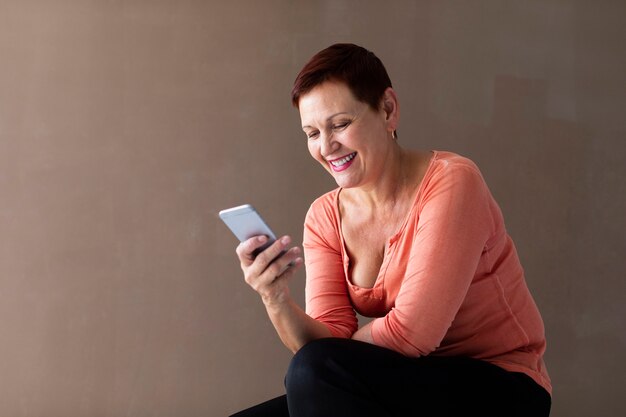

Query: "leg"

xmin=285 ymin=339 xmax=392 ymax=417
xmin=285 ymin=338 xmax=550 ymax=417
xmin=229 ymin=395 xmax=289 ymax=417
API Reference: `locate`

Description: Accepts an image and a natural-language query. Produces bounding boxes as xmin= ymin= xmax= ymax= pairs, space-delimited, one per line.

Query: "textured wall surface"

xmin=0 ymin=1 xmax=624 ymax=416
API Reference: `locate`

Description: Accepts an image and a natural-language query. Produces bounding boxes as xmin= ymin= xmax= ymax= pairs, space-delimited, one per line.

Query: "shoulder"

xmin=431 ymin=151 xmax=482 ymax=174
xmin=306 ymin=188 xmax=340 ymax=221
xmin=304 ymin=188 xmax=341 ymax=242
xmin=414 ymin=151 xmax=495 ymax=218
xmin=409 ymin=152 xmax=499 ymax=240
xmin=425 ymin=151 xmax=487 ymax=191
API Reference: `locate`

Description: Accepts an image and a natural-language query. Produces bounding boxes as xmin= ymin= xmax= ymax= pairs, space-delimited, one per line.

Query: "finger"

xmin=275 ymin=247 xmax=303 ymax=275
xmin=255 ymin=235 xmax=293 ymax=270
xmin=258 ymin=246 xmax=303 ymax=285
xmin=236 ymin=235 xmax=269 ymax=265
xmin=276 ymin=250 xmax=304 ymax=277
xmin=254 ymin=253 xmax=303 ymax=298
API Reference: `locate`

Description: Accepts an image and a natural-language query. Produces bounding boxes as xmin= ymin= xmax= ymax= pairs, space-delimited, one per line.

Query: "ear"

xmin=380 ymin=87 xmax=399 ymax=133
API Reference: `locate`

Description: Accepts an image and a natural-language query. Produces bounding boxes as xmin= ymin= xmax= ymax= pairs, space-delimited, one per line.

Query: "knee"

xmin=285 ymin=338 xmax=346 ymax=392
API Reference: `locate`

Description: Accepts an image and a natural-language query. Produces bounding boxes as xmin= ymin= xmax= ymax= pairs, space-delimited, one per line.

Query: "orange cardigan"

xmin=303 ymin=151 xmax=551 ymax=394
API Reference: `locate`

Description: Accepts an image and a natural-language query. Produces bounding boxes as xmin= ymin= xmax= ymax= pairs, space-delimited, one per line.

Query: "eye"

xmin=306 ymin=130 xmax=320 ymax=139
xmin=332 ymin=121 xmax=351 ymax=131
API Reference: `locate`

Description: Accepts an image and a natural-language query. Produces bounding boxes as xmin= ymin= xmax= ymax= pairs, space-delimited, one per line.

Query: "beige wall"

xmin=1 ymin=1 xmax=624 ymax=416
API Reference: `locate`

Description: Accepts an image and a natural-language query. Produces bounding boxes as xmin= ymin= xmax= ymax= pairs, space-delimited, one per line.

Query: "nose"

xmin=319 ymin=130 xmax=338 ymax=158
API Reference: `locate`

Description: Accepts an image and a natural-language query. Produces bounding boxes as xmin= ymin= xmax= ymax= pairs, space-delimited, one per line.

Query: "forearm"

xmin=265 ymin=297 xmax=332 ymax=353
xmin=351 ymin=320 xmax=374 ymax=344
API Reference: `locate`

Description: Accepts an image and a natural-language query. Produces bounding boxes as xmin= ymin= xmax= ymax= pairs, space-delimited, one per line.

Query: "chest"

xmin=341 ymin=211 xmax=406 ymax=288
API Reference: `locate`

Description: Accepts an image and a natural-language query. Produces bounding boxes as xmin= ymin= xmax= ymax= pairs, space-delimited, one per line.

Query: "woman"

xmin=230 ymin=43 xmax=551 ymax=417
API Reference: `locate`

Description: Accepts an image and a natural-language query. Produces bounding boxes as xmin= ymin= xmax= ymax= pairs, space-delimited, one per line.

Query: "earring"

xmin=392 ymin=130 xmax=397 ymax=140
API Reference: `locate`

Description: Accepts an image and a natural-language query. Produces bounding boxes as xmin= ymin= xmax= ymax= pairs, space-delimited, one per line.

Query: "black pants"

xmin=230 ymin=338 xmax=551 ymax=417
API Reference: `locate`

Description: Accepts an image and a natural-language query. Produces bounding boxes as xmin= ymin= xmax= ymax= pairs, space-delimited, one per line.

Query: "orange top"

xmin=303 ymin=151 xmax=551 ymax=394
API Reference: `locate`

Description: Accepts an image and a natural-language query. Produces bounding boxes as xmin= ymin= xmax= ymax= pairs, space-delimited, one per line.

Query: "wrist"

xmin=262 ymin=291 xmax=291 ymax=311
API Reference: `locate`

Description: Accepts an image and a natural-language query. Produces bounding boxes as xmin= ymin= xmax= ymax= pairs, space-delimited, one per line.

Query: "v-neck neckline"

xmin=334 ymin=150 xmax=439 ymax=291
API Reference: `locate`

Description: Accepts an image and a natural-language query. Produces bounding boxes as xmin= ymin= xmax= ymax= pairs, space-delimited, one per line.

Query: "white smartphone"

xmin=219 ymin=204 xmax=278 ymax=256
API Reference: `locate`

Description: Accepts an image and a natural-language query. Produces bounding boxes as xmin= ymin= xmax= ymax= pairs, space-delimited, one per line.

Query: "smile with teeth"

xmin=329 ymin=152 xmax=357 ymax=168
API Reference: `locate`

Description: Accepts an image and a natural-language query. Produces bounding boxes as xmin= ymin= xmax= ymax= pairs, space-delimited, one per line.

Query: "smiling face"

xmin=299 ymin=80 xmax=398 ymax=189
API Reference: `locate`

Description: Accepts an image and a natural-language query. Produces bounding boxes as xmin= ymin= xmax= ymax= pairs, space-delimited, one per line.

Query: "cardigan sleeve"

xmin=303 ymin=197 xmax=358 ymax=338
xmin=371 ymin=162 xmax=494 ymax=356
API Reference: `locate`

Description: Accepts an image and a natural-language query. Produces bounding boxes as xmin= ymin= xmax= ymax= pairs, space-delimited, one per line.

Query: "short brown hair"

xmin=291 ymin=43 xmax=393 ymax=109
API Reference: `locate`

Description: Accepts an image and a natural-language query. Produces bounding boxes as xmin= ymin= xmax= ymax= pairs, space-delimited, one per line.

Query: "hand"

xmin=352 ymin=320 xmax=374 ymax=344
xmin=236 ymin=235 xmax=303 ymax=307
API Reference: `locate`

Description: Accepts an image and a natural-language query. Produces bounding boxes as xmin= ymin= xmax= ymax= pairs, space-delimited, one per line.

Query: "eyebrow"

xmin=301 ymin=112 xmax=352 ymax=130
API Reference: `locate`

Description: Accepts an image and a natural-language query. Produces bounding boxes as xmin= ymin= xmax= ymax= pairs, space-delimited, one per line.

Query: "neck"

xmin=346 ymin=143 xmax=410 ymax=209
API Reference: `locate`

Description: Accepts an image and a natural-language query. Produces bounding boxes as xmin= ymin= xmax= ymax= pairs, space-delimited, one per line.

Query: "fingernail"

xmin=281 ymin=236 xmax=290 ymax=245
xmin=258 ymin=236 xmax=268 ymax=243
